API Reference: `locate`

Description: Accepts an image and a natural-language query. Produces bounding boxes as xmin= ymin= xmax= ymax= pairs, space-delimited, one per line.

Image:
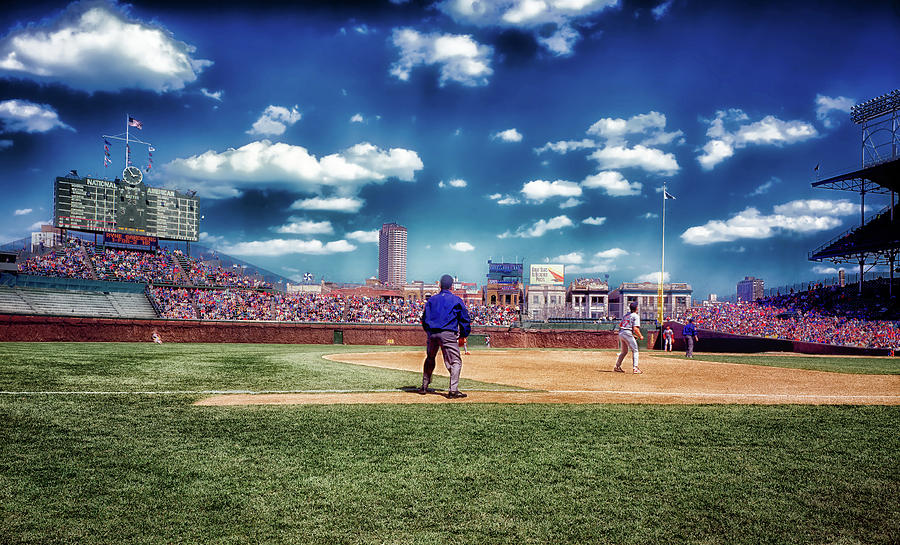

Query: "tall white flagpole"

xmin=658 ymin=183 xmax=666 ymax=325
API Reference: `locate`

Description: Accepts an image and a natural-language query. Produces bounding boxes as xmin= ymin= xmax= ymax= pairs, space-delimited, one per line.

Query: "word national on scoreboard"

xmin=53 ymin=166 xmax=199 ymax=242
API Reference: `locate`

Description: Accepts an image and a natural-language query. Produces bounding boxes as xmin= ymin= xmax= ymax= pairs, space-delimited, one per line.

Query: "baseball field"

xmin=1 ymin=342 xmax=898 ymax=544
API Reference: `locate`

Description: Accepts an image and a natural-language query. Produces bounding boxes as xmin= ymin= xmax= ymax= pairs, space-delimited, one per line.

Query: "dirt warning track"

xmin=195 ymin=350 xmax=900 ymax=406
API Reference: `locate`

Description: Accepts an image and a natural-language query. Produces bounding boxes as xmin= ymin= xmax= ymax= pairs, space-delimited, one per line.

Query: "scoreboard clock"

xmin=53 ymin=168 xmax=199 ymax=241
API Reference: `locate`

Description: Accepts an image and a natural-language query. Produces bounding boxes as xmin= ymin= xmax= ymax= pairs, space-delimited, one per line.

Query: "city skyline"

xmin=0 ymin=0 xmax=897 ymax=298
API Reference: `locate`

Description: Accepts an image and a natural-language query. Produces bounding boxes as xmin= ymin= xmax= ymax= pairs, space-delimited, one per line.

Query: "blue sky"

xmin=0 ymin=0 xmax=897 ymax=298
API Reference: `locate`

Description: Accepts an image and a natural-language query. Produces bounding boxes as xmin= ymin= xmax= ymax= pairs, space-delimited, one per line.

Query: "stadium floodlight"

xmin=850 ymin=89 xmax=900 ymax=124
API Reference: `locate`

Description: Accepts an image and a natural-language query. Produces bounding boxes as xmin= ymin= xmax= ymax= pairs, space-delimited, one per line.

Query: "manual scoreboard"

xmin=53 ymin=167 xmax=199 ymax=241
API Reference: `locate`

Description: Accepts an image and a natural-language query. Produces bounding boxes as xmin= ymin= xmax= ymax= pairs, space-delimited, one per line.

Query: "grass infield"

xmin=1 ymin=343 xmax=898 ymax=544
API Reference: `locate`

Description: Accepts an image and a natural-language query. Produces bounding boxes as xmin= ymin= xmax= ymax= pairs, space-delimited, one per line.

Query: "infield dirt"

xmin=194 ymin=349 xmax=900 ymax=406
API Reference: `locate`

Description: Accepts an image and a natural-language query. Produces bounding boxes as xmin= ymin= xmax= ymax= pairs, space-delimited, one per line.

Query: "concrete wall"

xmin=0 ymin=314 xmax=620 ymax=349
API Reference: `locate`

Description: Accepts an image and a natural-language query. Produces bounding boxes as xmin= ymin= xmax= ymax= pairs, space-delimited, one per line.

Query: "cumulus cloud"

xmin=492 ymin=128 xmax=523 ymax=142
xmin=582 ymin=216 xmax=606 ymax=225
xmin=565 ymin=247 xmax=628 ymax=274
xmin=247 ymin=105 xmax=301 ymax=136
xmin=14 ymin=208 xmax=32 ymax=216
xmin=587 ymin=111 xmax=683 ymax=147
xmin=589 ymin=145 xmax=678 ymax=175
xmin=165 ymin=140 xmax=423 ymax=199
xmin=437 ymin=0 xmax=619 ymax=56
xmin=439 ymin=178 xmax=468 ymax=188
xmin=498 ymin=214 xmax=574 ymax=238
xmin=346 ymin=230 xmax=379 ymax=243
xmin=641 ymin=212 xmax=658 ymax=219
xmin=222 ymin=238 xmax=356 ymax=256
xmin=489 ymin=193 xmax=520 ymax=205
xmin=581 ymin=170 xmax=642 ymax=197
xmin=290 ymin=196 xmax=365 ymax=213
xmin=534 ymin=138 xmax=595 ymax=155
xmin=815 ymin=94 xmax=854 ymax=129
xmin=200 ymin=88 xmax=223 ymax=101
xmin=0 ymin=99 xmax=72 ymax=133
xmin=697 ymin=109 xmax=818 ymax=170
xmin=390 ymin=28 xmax=493 ymax=86
xmin=749 ymin=176 xmax=781 ymax=196
xmin=812 ymin=265 xmax=843 ymax=275
xmin=559 ymin=197 xmax=582 ymax=209
xmin=549 ymin=252 xmax=583 ymax=264
xmin=520 ymin=179 xmax=582 ymax=202
xmin=0 ymin=2 xmax=211 ymax=92
xmin=273 ymin=218 xmax=333 ymax=235
xmin=450 ymin=241 xmax=475 ymax=252
xmin=350 ymin=113 xmax=364 ymax=123
xmin=635 ymin=271 xmax=670 ymax=283
xmin=681 ymin=199 xmax=857 ymax=245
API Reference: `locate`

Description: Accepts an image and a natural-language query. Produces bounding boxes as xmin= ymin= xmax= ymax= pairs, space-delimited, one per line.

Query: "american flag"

xmin=128 ymin=116 xmax=143 ymax=130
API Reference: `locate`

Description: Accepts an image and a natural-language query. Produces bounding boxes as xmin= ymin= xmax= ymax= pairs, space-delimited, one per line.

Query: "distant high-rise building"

xmin=378 ymin=223 xmax=407 ymax=286
xmin=737 ymin=276 xmax=764 ymax=302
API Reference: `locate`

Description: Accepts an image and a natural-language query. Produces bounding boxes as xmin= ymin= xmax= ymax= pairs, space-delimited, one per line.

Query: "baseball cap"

xmin=629 ymin=301 xmax=638 ymax=311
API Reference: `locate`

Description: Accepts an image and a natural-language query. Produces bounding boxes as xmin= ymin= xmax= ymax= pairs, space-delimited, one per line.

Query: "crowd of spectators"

xmin=148 ymin=287 xmax=520 ymax=326
xmin=681 ymin=302 xmax=900 ymax=350
xmin=184 ymin=259 xmax=273 ymax=289
xmin=757 ymin=279 xmax=899 ymax=321
xmin=18 ymin=239 xmax=93 ymax=279
xmin=90 ymin=247 xmax=179 ymax=284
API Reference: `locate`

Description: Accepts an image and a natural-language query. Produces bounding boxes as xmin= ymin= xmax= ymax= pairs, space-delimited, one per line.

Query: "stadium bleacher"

xmin=0 ymin=286 xmax=157 ymax=319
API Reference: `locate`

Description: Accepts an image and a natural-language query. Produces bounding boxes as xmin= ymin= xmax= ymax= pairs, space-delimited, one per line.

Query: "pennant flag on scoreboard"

xmin=146 ymin=146 xmax=154 ymax=172
xmin=128 ymin=116 xmax=143 ymax=129
xmin=126 ymin=144 xmax=131 ymax=165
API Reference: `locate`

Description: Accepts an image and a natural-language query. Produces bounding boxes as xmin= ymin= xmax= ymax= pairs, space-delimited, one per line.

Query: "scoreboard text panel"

xmin=54 ymin=177 xmax=199 ymax=241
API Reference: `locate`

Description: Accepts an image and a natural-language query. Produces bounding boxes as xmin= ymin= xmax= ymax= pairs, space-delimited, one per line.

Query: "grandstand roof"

xmin=809 ymin=203 xmax=900 ymax=261
xmin=811 ymin=156 xmax=900 ymax=194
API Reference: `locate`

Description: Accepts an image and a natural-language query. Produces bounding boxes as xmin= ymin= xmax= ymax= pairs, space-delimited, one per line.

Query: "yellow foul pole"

xmin=658 ymin=183 xmax=666 ymax=325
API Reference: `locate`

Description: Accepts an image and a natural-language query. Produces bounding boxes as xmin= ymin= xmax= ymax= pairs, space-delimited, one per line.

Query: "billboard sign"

xmin=530 ymin=264 xmax=565 ymax=285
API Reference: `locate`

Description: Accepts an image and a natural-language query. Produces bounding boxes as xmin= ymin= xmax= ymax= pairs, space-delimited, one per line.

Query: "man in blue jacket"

xmin=682 ymin=318 xmax=699 ymax=358
xmin=419 ymin=274 xmax=472 ymax=398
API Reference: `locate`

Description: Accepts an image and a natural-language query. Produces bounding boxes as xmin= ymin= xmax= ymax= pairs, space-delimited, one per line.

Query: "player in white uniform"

xmin=614 ymin=301 xmax=644 ymax=374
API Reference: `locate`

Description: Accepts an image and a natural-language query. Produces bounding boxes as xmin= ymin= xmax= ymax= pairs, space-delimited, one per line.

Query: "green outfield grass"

xmin=663 ymin=352 xmax=900 ymax=375
xmin=1 ymin=343 xmax=898 ymax=544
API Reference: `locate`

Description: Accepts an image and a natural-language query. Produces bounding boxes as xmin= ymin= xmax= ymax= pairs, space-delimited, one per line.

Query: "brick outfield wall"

xmin=0 ymin=314 xmax=620 ymax=349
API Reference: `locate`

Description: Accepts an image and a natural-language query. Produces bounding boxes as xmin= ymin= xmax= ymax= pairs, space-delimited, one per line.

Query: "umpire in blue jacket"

xmin=419 ymin=274 xmax=472 ymax=398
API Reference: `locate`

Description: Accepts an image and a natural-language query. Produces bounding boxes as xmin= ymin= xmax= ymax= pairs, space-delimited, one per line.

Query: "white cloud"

xmin=390 ymin=28 xmax=493 ymax=86
xmin=815 ymin=94 xmax=854 ymax=129
xmin=350 ymin=113 xmax=364 ymax=123
xmin=550 ymin=252 xmax=583 ymax=264
xmin=652 ymin=0 xmax=674 ymax=19
xmin=495 ymin=195 xmax=520 ymax=205
xmin=587 ymin=111 xmax=682 ymax=146
xmin=498 ymin=215 xmax=574 ymax=238
xmin=440 ymin=178 xmax=468 ymax=188
xmin=488 ymin=193 xmax=502 ymax=200
xmin=641 ymin=212 xmax=658 ymax=219
xmin=0 ymin=3 xmax=211 ymax=92
xmin=198 ymin=232 xmax=225 ymax=246
xmin=273 ymin=218 xmax=334 ymax=235
xmin=0 ymin=99 xmax=72 ymax=133
xmin=812 ymin=265 xmax=843 ymax=275
xmin=697 ymin=109 xmax=819 ymax=170
xmin=346 ymin=230 xmax=379 ymax=243
xmin=165 ymin=141 xmax=422 ymax=199
xmin=559 ymin=197 xmax=582 ymax=209
xmin=635 ymin=271 xmax=670 ymax=283
xmin=492 ymin=128 xmax=523 ymax=142
xmin=14 ymin=208 xmax=32 ymax=216
xmin=521 ymin=179 xmax=582 ymax=202
xmin=450 ymin=241 xmax=475 ymax=252
xmin=582 ymin=216 xmax=606 ymax=225
xmin=595 ymin=248 xmax=628 ymax=259
xmin=27 ymin=220 xmax=48 ymax=232
xmin=681 ymin=199 xmax=857 ymax=245
xmin=581 ymin=170 xmax=642 ymax=197
xmin=748 ymin=176 xmax=780 ymax=196
xmin=290 ymin=197 xmax=365 ymax=213
xmin=589 ymin=145 xmax=679 ymax=175
xmin=438 ymin=0 xmax=618 ymax=56
xmin=534 ymin=138 xmax=596 ymax=155
xmin=222 ymin=238 xmax=356 ymax=256
xmin=247 ymin=105 xmax=301 ymax=136
xmin=201 ymin=88 xmax=223 ymax=101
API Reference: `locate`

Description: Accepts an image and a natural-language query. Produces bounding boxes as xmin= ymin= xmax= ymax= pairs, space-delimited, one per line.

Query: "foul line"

xmin=0 ymin=388 xmax=897 ymax=401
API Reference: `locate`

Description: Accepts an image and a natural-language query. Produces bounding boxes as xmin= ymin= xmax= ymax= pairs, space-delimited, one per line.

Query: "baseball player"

xmin=663 ymin=325 xmax=674 ymax=351
xmin=614 ymin=301 xmax=644 ymax=374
